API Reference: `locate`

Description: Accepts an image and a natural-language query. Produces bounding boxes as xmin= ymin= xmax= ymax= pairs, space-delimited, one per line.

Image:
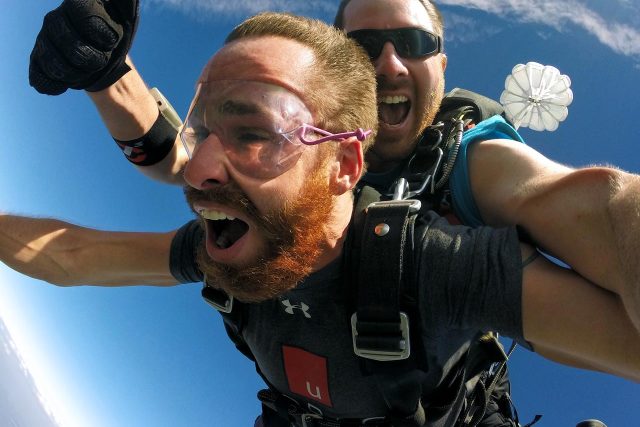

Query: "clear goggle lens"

xmin=180 ymin=80 xmax=370 ymax=180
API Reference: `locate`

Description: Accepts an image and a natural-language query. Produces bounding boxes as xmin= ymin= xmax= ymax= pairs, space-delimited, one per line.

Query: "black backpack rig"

xmin=200 ymin=89 xmax=541 ymax=427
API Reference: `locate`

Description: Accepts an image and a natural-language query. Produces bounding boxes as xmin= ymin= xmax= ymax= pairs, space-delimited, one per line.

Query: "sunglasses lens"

xmin=348 ymin=28 xmax=440 ymax=59
xmin=350 ymin=31 xmax=383 ymax=60
xmin=399 ymin=28 xmax=438 ymax=57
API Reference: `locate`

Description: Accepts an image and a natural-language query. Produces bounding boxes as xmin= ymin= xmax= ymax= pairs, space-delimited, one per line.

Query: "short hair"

xmin=225 ymin=12 xmax=378 ymax=153
xmin=334 ymin=0 xmax=445 ymax=43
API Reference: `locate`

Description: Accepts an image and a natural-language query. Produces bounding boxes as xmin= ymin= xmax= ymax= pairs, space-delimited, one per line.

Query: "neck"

xmin=311 ymin=192 xmax=354 ymax=271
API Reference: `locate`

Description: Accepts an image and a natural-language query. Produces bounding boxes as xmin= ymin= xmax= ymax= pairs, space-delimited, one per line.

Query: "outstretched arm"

xmin=521 ymin=244 xmax=640 ymax=383
xmin=0 ymin=213 xmax=179 ymax=287
xmin=469 ymin=140 xmax=640 ymax=333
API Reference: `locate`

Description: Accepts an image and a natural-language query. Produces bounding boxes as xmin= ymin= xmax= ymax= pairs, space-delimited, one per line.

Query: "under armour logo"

xmin=281 ymin=299 xmax=311 ymax=318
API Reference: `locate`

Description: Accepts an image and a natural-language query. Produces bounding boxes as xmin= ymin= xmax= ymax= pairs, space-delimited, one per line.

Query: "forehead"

xmin=200 ymin=36 xmax=315 ymax=99
xmin=342 ymin=0 xmax=435 ymax=33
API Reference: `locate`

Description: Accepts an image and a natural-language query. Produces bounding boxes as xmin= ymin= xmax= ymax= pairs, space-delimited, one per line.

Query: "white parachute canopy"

xmin=500 ymin=62 xmax=573 ymax=131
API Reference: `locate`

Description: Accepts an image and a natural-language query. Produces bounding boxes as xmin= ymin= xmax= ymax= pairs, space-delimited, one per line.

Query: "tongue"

xmin=379 ymin=102 xmax=409 ymax=126
xmin=215 ymin=219 xmax=249 ymax=249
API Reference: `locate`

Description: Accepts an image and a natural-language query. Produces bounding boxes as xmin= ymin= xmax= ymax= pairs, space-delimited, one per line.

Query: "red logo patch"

xmin=282 ymin=346 xmax=332 ymax=407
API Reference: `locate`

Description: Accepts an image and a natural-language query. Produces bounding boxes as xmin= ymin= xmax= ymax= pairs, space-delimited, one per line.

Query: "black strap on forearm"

xmin=113 ymin=110 xmax=177 ymax=166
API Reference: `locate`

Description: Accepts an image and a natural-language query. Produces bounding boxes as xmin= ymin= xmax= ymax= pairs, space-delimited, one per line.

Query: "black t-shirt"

xmin=170 ymin=211 xmax=523 ymax=419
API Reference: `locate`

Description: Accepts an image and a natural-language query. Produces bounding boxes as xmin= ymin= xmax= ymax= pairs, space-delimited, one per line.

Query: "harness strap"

xmin=350 ymin=191 xmax=428 ymax=426
xmin=352 ymin=199 xmax=420 ymax=361
xmin=258 ymin=389 xmax=391 ymax=427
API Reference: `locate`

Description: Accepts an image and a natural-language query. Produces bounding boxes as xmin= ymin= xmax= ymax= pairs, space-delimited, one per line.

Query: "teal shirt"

xmin=449 ymin=115 xmax=524 ymax=226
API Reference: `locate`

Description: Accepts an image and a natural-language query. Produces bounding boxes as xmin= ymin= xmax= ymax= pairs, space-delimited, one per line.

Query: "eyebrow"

xmin=219 ymin=100 xmax=265 ymax=116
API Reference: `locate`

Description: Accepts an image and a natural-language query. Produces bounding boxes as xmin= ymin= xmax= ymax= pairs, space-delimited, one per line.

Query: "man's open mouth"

xmin=199 ymin=209 xmax=250 ymax=249
xmin=378 ymin=95 xmax=410 ymax=126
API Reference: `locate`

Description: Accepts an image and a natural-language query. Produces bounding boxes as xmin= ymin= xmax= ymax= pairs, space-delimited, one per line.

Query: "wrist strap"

xmin=113 ymin=110 xmax=177 ymax=166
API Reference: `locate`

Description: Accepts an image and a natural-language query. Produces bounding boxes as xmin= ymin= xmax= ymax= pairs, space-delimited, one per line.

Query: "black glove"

xmin=29 ymin=0 xmax=139 ymax=95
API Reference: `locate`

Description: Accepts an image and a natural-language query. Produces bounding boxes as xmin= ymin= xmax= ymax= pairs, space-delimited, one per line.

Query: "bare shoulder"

xmin=468 ymin=138 xmax=563 ymax=170
xmin=467 ymin=139 xmax=572 ymax=225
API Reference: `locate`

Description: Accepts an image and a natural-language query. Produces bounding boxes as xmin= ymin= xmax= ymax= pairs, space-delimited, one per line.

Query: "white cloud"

xmin=0 ymin=316 xmax=62 ymax=427
xmin=438 ymin=0 xmax=640 ymax=58
xmin=445 ymin=13 xmax=502 ymax=44
xmin=0 ymin=272 xmax=98 ymax=427
xmin=144 ymin=0 xmax=639 ymax=60
xmin=145 ymin=0 xmax=336 ymax=17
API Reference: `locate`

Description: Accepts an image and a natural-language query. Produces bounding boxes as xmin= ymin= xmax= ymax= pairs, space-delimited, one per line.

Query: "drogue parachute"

xmin=500 ymin=62 xmax=573 ymax=131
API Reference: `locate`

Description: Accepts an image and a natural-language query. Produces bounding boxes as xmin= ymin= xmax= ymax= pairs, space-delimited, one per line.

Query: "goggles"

xmin=180 ymin=80 xmax=371 ymax=180
xmin=347 ymin=27 xmax=442 ymax=60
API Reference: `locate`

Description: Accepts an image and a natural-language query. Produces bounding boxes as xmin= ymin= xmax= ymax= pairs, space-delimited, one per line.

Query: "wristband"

xmin=113 ymin=88 xmax=182 ymax=166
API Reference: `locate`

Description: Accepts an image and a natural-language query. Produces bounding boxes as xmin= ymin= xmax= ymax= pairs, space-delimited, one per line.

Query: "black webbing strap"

xmin=349 ymin=192 xmax=427 ymax=425
xmin=353 ymin=199 xmax=419 ymax=360
xmin=258 ymin=389 xmax=391 ymax=427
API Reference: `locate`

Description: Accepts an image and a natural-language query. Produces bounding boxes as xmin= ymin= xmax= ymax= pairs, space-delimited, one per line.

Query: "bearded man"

xmin=29 ymin=0 xmax=640 ymax=340
xmin=11 ymin=9 xmax=640 ymax=427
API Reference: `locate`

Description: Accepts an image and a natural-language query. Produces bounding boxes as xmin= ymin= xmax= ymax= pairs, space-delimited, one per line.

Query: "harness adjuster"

xmin=300 ymin=413 xmax=323 ymax=427
xmin=351 ymin=312 xmax=410 ymax=361
xmin=301 ymin=413 xmax=388 ymax=427
xmin=201 ymin=277 xmax=234 ymax=313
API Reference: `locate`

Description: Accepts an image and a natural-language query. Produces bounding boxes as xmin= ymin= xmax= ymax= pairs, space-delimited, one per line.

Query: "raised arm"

xmin=29 ymin=0 xmax=187 ymax=185
xmin=86 ymin=57 xmax=188 ymax=184
xmin=0 ymin=213 xmax=179 ymax=287
xmin=468 ymin=140 xmax=640 ymax=333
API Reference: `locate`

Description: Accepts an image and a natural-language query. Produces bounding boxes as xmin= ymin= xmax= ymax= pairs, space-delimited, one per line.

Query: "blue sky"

xmin=0 ymin=1 xmax=639 ymax=426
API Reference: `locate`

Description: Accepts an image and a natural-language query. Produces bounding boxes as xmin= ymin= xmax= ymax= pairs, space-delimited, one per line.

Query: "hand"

xmin=29 ymin=0 xmax=139 ymax=95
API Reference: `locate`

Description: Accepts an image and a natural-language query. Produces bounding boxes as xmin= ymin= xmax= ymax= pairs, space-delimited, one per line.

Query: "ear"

xmin=440 ymin=53 xmax=448 ymax=72
xmin=329 ymin=137 xmax=363 ymax=195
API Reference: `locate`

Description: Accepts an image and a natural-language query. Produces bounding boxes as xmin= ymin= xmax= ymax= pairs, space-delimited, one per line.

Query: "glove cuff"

xmin=85 ymin=62 xmax=132 ymax=92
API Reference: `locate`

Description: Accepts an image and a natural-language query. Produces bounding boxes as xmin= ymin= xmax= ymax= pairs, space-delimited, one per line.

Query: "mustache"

xmin=183 ymin=183 xmax=290 ymax=245
xmin=183 ymin=182 xmax=258 ymax=219
xmin=376 ymin=76 xmax=410 ymax=93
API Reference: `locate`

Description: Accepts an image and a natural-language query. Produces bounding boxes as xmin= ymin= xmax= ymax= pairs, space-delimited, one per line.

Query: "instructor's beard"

xmin=370 ymin=75 xmax=445 ymax=167
xmin=184 ymin=162 xmax=335 ymax=303
xmin=413 ymin=76 xmax=446 ymax=147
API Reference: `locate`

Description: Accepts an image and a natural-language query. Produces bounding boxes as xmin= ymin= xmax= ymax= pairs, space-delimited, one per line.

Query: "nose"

xmin=183 ymin=134 xmax=231 ymax=190
xmin=374 ymin=41 xmax=409 ymax=80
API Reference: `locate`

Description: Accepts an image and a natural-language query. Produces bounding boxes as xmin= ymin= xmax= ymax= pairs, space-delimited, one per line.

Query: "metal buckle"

xmin=362 ymin=416 xmax=387 ymax=424
xmin=300 ymin=413 xmax=323 ymax=427
xmin=201 ymin=278 xmax=234 ymax=313
xmin=366 ymin=198 xmax=422 ymax=213
xmin=351 ymin=312 xmax=410 ymax=361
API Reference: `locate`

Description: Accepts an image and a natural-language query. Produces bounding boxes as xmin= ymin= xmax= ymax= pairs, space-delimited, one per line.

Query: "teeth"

xmin=199 ymin=209 xmax=236 ymax=221
xmin=379 ymin=95 xmax=408 ymax=104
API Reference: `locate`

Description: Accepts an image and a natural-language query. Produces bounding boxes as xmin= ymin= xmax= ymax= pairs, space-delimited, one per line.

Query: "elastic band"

xmin=521 ymin=250 xmax=540 ymax=268
xmin=113 ymin=111 xmax=177 ymax=166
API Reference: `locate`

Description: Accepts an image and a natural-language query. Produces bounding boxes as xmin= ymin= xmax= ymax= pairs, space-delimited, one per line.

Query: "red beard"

xmin=184 ymin=164 xmax=336 ymax=303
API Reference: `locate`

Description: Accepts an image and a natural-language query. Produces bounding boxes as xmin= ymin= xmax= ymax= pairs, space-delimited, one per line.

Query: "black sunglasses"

xmin=347 ymin=27 xmax=442 ymax=60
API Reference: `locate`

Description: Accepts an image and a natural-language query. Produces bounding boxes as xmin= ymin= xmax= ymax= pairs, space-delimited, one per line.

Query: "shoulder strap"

xmin=351 ymin=197 xmax=420 ymax=361
xmin=349 ymin=187 xmax=428 ymax=425
xmin=436 ymin=88 xmax=507 ymax=125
